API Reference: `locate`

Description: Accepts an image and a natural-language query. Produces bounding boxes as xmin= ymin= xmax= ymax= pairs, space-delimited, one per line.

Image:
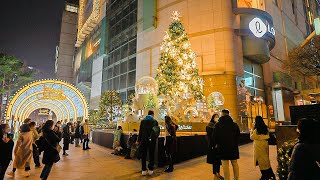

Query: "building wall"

xmin=136 ymin=0 xmax=318 ymax=122
xmin=136 ymin=0 xmax=241 ymax=120
xmin=56 ymin=10 xmax=78 ymax=83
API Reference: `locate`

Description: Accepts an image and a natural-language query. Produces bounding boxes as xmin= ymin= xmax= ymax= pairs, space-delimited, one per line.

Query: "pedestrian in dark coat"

xmin=40 ymin=120 xmax=61 ymax=180
xmin=0 ymin=124 xmax=14 ymax=180
xmin=164 ymin=116 xmax=178 ymax=173
xmin=136 ymin=110 xmax=159 ymax=176
xmin=206 ymin=114 xmax=223 ymax=180
xmin=62 ymin=123 xmax=72 ymax=156
xmin=288 ymin=118 xmax=320 ymax=180
xmin=74 ymin=121 xmax=81 ymax=147
xmin=214 ymin=109 xmax=240 ymax=180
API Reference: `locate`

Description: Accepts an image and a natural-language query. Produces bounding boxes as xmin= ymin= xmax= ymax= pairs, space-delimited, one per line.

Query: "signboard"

xmin=249 ymin=17 xmax=275 ymax=38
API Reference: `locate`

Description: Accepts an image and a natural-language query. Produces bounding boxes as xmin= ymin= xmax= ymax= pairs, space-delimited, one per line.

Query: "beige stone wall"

xmin=136 ymin=0 xmax=242 ymax=120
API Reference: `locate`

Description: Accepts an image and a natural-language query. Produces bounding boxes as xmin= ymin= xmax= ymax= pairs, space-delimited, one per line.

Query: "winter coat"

xmin=13 ymin=131 xmax=33 ymax=169
xmin=214 ymin=115 xmax=240 ymax=160
xmin=206 ymin=122 xmax=219 ymax=164
xmin=165 ymin=123 xmax=178 ymax=153
xmin=42 ymin=130 xmax=62 ymax=165
xmin=0 ymin=134 xmax=14 ymax=164
xmin=113 ymin=129 xmax=123 ymax=149
xmin=63 ymin=126 xmax=71 ymax=144
xmin=288 ymin=142 xmax=320 ymax=180
xmin=138 ymin=115 xmax=158 ymax=144
xmin=74 ymin=125 xmax=81 ymax=138
xmin=250 ymin=129 xmax=271 ymax=170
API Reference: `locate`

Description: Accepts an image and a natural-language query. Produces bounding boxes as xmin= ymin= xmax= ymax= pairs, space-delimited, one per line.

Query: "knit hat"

xmin=20 ymin=124 xmax=30 ymax=132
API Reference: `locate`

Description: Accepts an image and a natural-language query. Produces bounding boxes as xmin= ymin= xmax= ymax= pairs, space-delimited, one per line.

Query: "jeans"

xmin=140 ymin=140 xmax=156 ymax=171
xmin=83 ymin=136 xmax=89 ymax=149
xmin=221 ymin=160 xmax=239 ymax=180
xmin=212 ymin=162 xmax=221 ymax=174
xmin=32 ymin=144 xmax=41 ymax=166
xmin=75 ymin=138 xmax=80 ymax=146
xmin=0 ymin=160 xmax=10 ymax=180
xmin=40 ymin=164 xmax=53 ymax=180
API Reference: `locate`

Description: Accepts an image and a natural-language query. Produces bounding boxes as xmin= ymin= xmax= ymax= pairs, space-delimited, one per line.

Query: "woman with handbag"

xmin=164 ymin=116 xmax=178 ymax=173
xmin=0 ymin=124 xmax=14 ymax=180
xmin=7 ymin=123 xmax=33 ymax=177
xmin=250 ymin=116 xmax=276 ymax=180
xmin=206 ymin=114 xmax=223 ymax=180
xmin=40 ymin=120 xmax=62 ymax=180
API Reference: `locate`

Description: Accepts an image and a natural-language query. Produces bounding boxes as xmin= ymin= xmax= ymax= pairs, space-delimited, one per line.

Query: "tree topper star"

xmin=171 ymin=11 xmax=181 ymax=21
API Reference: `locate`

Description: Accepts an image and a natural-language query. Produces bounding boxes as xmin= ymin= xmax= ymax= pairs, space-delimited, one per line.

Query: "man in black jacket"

xmin=136 ymin=110 xmax=158 ymax=176
xmin=214 ymin=109 xmax=240 ymax=180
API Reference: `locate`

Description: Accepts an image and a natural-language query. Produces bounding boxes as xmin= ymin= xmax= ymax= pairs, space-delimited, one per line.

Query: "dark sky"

xmin=0 ymin=0 xmax=65 ymax=79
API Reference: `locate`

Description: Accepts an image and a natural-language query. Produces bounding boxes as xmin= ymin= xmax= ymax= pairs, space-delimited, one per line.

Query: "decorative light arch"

xmin=5 ymin=79 xmax=89 ymax=122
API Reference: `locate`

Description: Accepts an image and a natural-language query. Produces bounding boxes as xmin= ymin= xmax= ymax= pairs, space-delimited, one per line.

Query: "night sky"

xmin=0 ymin=0 xmax=65 ymax=79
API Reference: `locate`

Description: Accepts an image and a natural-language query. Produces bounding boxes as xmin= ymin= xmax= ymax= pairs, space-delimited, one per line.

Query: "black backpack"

xmin=150 ymin=120 xmax=160 ymax=139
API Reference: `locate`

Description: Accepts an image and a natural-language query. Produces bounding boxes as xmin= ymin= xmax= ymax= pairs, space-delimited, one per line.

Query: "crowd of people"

xmin=1 ymin=109 xmax=320 ymax=180
xmin=206 ymin=109 xmax=320 ymax=180
xmin=0 ymin=119 xmax=91 ymax=180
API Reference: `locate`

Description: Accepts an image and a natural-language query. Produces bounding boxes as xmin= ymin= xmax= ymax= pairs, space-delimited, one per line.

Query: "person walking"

xmin=0 ymin=124 xmax=14 ymax=180
xmin=40 ymin=120 xmax=62 ymax=180
xmin=7 ymin=123 xmax=33 ymax=177
xmin=113 ymin=126 xmax=123 ymax=155
xmin=62 ymin=123 xmax=72 ymax=156
xmin=206 ymin=114 xmax=223 ymax=180
xmin=136 ymin=110 xmax=159 ymax=176
xmin=214 ymin=109 xmax=240 ymax=180
xmin=29 ymin=122 xmax=41 ymax=168
xmin=164 ymin=116 xmax=178 ymax=173
xmin=250 ymin=116 xmax=276 ymax=180
xmin=82 ymin=120 xmax=91 ymax=150
xmin=74 ymin=121 xmax=81 ymax=147
xmin=288 ymin=118 xmax=320 ymax=180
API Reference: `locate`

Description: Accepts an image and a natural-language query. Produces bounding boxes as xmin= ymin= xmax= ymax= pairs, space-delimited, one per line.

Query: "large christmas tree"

xmin=156 ymin=11 xmax=204 ymax=101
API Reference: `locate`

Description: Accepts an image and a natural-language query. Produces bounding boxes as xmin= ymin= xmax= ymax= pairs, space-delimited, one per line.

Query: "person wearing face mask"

xmin=206 ymin=114 xmax=223 ymax=180
xmin=0 ymin=124 xmax=14 ymax=180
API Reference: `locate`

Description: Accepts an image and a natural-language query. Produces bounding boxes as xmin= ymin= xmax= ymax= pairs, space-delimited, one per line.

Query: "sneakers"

xmin=141 ymin=171 xmax=147 ymax=176
xmin=35 ymin=165 xmax=42 ymax=169
xmin=147 ymin=170 xmax=154 ymax=175
xmin=141 ymin=170 xmax=153 ymax=176
xmin=7 ymin=171 xmax=15 ymax=177
xmin=63 ymin=153 xmax=69 ymax=156
xmin=24 ymin=171 xmax=30 ymax=177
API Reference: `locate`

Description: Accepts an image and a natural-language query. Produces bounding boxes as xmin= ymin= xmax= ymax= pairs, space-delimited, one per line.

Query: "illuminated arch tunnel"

xmin=5 ymin=79 xmax=89 ymax=124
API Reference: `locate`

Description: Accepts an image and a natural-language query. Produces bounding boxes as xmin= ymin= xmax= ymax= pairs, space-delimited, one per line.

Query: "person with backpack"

xmin=136 ymin=110 xmax=159 ymax=176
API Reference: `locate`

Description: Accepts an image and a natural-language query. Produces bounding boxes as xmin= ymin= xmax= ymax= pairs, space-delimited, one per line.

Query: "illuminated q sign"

xmin=249 ymin=17 xmax=275 ymax=38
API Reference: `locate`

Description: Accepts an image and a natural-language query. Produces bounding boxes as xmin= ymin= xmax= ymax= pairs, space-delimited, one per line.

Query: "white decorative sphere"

xmin=135 ymin=76 xmax=158 ymax=95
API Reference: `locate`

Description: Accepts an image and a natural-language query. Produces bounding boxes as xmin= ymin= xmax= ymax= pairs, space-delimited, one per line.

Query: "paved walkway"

xmin=4 ymin=142 xmax=278 ymax=180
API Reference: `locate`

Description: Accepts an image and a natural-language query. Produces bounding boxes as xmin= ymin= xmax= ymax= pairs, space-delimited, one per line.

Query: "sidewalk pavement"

xmin=4 ymin=142 xmax=278 ymax=180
